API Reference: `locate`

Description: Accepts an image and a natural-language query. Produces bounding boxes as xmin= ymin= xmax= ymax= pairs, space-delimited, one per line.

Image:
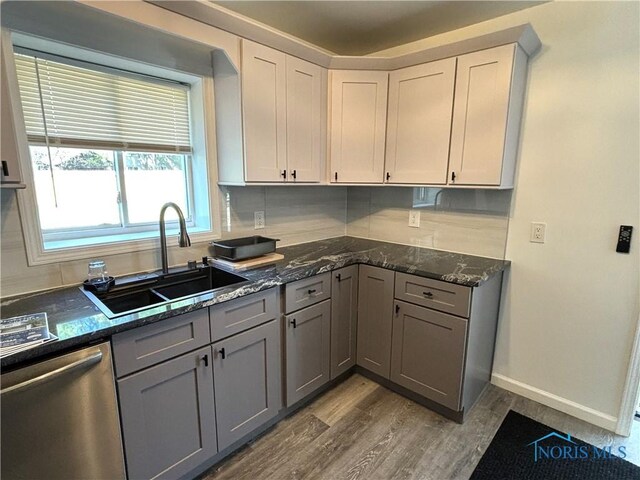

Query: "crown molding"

xmin=149 ymin=0 xmax=541 ymax=70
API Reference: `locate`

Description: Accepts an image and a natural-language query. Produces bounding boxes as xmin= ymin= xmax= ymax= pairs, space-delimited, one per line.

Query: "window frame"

xmin=4 ymin=31 xmax=222 ymax=266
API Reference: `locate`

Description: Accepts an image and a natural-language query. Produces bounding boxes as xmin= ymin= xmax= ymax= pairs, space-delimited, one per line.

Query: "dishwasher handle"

xmin=1 ymin=349 xmax=103 ymax=396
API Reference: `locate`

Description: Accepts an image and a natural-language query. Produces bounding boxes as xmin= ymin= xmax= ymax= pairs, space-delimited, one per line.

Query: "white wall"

xmin=375 ymin=1 xmax=640 ymax=431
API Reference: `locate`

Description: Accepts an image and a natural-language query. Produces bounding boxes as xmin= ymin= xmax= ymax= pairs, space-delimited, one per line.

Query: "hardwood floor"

xmin=201 ymin=374 xmax=640 ymax=480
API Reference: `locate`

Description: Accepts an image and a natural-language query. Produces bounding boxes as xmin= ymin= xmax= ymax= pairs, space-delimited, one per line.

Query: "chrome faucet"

xmin=159 ymin=202 xmax=191 ymax=274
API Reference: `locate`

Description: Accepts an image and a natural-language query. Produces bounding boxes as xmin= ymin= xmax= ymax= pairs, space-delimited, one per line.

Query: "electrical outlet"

xmin=408 ymin=210 xmax=420 ymax=228
xmin=530 ymin=222 xmax=546 ymax=243
xmin=254 ymin=211 xmax=265 ymax=229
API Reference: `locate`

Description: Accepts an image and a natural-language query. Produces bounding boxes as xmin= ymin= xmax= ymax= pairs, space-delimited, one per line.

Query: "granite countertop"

xmin=0 ymin=236 xmax=509 ymax=370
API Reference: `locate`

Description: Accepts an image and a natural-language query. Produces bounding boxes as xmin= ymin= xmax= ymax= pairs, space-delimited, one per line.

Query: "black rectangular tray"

xmin=210 ymin=236 xmax=279 ymax=261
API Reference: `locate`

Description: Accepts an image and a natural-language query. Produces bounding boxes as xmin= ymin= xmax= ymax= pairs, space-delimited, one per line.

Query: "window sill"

xmin=29 ymin=228 xmax=217 ymax=266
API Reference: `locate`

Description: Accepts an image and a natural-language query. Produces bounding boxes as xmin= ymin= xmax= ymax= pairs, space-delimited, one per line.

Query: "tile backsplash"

xmin=347 ymin=187 xmax=511 ymax=259
xmin=1 ymin=184 xmax=510 ymax=297
xmin=0 ymin=186 xmax=347 ymax=297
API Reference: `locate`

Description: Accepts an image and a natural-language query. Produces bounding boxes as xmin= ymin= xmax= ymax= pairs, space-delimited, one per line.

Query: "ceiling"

xmin=214 ymin=1 xmax=545 ymax=55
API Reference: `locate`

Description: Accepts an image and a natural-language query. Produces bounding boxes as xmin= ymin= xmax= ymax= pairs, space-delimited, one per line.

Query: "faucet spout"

xmin=159 ymin=202 xmax=191 ymax=274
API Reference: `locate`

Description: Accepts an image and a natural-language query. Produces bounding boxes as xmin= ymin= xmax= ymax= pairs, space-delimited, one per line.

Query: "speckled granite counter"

xmin=0 ymin=236 xmax=508 ymax=370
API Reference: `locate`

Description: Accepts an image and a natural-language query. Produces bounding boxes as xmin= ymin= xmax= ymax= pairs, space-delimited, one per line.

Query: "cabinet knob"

xmin=291 ymin=170 xmax=297 ymax=179
xmin=334 ymin=172 xmax=338 ymax=181
xmin=218 ymin=348 xmax=226 ymax=359
xmin=386 ymin=172 xmax=391 ymax=181
xmin=281 ymin=170 xmax=287 ymax=179
xmin=451 ymin=171 xmax=456 ymax=182
xmin=307 ymin=288 xmax=316 ymax=295
xmin=1 ymin=161 xmax=9 ymax=177
xmin=290 ymin=318 xmax=297 ymax=328
xmin=395 ymin=304 xmax=400 ymax=315
xmin=422 ymin=291 xmax=433 ymax=298
xmin=200 ymin=354 xmax=209 ymax=367
xmin=336 ymin=273 xmax=341 ymax=281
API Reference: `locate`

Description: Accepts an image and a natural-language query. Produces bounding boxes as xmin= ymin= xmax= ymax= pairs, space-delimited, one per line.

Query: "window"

xmin=13 ymin=49 xmax=212 ymax=254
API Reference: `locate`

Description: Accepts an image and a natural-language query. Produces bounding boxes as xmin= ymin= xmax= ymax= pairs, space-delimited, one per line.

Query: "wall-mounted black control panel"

xmin=616 ymin=225 xmax=633 ymax=253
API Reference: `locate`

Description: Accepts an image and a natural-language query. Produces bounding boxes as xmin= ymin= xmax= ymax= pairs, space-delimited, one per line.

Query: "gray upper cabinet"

xmin=330 ymin=265 xmax=358 ymax=379
xmin=112 ymin=309 xmax=210 ymax=377
xmin=356 ymin=265 xmax=395 ymax=378
xmin=285 ymin=299 xmax=331 ymax=405
xmin=390 ymin=300 xmax=467 ymax=411
xmin=212 ymin=319 xmax=281 ymax=451
xmin=118 ymin=347 xmax=217 ymax=480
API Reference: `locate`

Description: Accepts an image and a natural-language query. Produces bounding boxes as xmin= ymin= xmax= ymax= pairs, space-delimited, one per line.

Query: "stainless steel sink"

xmin=82 ymin=266 xmax=249 ymax=318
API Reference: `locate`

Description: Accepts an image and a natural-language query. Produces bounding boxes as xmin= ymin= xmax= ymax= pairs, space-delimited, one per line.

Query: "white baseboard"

xmin=491 ymin=373 xmax=618 ymax=432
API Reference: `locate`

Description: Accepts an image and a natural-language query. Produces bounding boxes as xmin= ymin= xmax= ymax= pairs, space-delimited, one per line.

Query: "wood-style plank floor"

xmin=201 ymin=374 xmax=640 ymax=480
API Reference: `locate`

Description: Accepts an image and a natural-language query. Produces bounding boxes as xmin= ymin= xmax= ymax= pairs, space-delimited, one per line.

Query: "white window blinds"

xmin=14 ymin=52 xmax=192 ymax=153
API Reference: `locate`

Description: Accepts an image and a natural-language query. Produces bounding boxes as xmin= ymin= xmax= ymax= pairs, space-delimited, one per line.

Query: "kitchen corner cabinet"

xmin=330 ymin=265 xmax=358 ymax=379
xmin=241 ymin=40 xmax=324 ymax=183
xmin=329 ymin=70 xmax=388 ymax=183
xmin=212 ymin=319 xmax=281 ymax=451
xmin=448 ymin=44 xmax=528 ymax=187
xmin=356 ymin=265 xmax=395 ymax=378
xmin=118 ymin=347 xmax=217 ymax=480
xmin=385 ymin=58 xmax=456 ymax=185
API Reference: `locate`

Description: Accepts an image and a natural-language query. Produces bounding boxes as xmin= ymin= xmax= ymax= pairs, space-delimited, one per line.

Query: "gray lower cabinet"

xmin=118 ymin=346 xmax=216 ymax=480
xmin=285 ymin=299 xmax=331 ymax=405
xmin=356 ymin=265 xmax=395 ymax=378
xmin=390 ymin=300 xmax=468 ymax=411
xmin=212 ymin=320 xmax=281 ymax=451
xmin=330 ymin=265 xmax=358 ymax=379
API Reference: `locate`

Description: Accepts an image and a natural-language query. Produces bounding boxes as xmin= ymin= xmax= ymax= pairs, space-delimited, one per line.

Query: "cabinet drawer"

xmin=210 ymin=288 xmax=278 ymax=342
xmin=112 ymin=309 xmax=210 ymax=378
xmin=285 ymin=272 xmax=331 ymax=313
xmin=394 ymin=272 xmax=471 ymax=318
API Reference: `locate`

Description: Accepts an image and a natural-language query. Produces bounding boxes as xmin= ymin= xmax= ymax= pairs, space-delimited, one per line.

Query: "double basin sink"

xmin=83 ymin=266 xmax=249 ymax=318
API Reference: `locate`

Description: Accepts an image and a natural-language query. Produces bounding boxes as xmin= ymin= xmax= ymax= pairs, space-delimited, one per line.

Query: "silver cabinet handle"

xmin=1 ymin=349 xmax=103 ymax=396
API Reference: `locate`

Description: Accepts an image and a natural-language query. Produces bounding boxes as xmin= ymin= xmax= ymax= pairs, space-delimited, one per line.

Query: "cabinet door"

xmin=118 ymin=347 xmax=216 ymax=480
xmin=390 ymin=300 xmax=467 ymax=411
xmin=330 ymin=265 xmax=358 ymax=379
xmin=285 ymin=299 xmax=331 ymax=405
xmin=329 ymin=70 xmax=388 ymax=183
xmin=385 ymin=58 xmax=456 ymax=185
xmin=242 ymin=40 xmax=287 ymax=182
xmin=356 ymin=265 xmax=394 ymax=378
xmin=448 ymin=44 xmax=516 ymax=186
xmin=286 ymin=56 xmax=323 ymax=182
xmin=1 ymin=37 xmax=23 ymax=184
xmin=212 ymin=320 xmax=281 ymax=451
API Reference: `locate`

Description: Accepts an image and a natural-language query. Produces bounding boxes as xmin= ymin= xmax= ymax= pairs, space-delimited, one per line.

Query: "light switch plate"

xmin=254 ymin=211 xmax=265 ymax=229
xmin=530 ymin=222 xmax=546 ymax=243
xmin=409 ymin=210 xmax=420 ymax=228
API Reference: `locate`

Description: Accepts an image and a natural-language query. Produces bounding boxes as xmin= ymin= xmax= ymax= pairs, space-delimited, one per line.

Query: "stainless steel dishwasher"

xmin=1 ymin=342 xmax=126 ymax=479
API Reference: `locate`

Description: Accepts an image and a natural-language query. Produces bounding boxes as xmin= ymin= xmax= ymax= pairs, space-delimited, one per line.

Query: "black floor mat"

xmin=470 ymin=410 xmax=640 ymax=480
